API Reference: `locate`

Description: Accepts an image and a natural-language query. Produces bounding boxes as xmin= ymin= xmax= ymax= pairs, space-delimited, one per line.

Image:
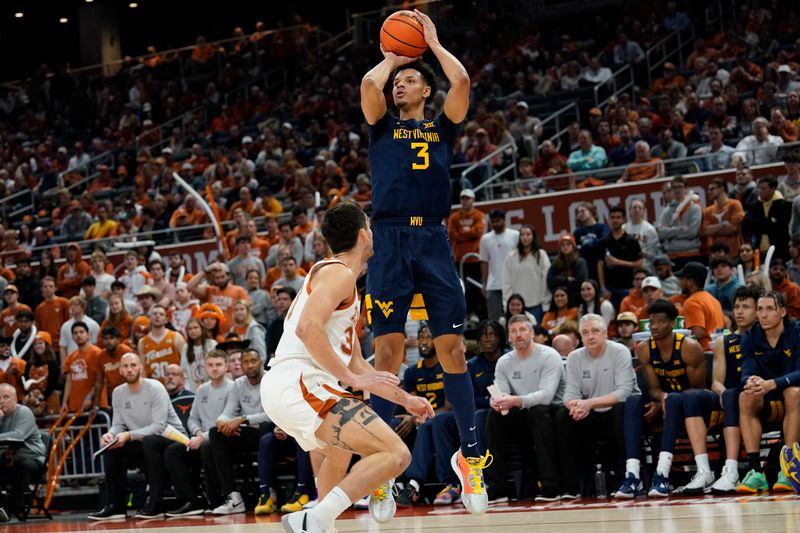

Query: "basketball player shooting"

xmin=261 ymin=201 xmax=435 ymax=533
xmin=360 ymin=9 xmax=491 ymax=516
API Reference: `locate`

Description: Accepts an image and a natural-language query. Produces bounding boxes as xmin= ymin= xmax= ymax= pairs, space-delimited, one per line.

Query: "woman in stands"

xmin=578 ymin=279 xmax=616 ymax=326
xmin=181 ymin=317 xmax=216 ymax=392
xmin=230 ymin=299 xmax=266 ymax=358
xmin=502 ymin=224 xmax=551 ymax=324
xmin=38 ymin=250 xmax=58 ymax=281
xmin=546 ymin=233 xmax=588 ymax=304
xmin=541 ymin=286 xmax=579 ymax=334
xmin=21 ymin=331 xmax=60 ymax=416
xmin=502 ymin=294 xmax=538 ymax=327
xmin=198 ymin=303 xmax=225 ymax=343
xmin=100 ymin=294 xmax=133 ymax=344
xmin=245 ymin=269 xmax=273 ymax=329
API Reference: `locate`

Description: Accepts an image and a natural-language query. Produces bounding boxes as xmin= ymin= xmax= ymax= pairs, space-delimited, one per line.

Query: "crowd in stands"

xmin=4 ymin=0 xmax=800 ymax=523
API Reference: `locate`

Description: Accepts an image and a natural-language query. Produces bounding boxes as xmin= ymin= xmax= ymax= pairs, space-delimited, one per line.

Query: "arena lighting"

xmin=14 ymin=12 xmax=23 ymax=18
xmin=60 ymin=17 xmax=68 ymax=23
xmin=86 ymin=0 xmax=94 ymax=3
xmin=129 ymin=2 xmax=138 ymax=7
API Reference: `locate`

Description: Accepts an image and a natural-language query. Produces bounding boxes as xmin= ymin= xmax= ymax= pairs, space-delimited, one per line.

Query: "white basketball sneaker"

xmin=368 ymin=480 xmax=397 ymax=523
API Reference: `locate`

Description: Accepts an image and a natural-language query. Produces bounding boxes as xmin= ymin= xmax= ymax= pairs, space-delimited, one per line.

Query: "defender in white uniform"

xmin=261 ymin=201 xmax=434 ymax=533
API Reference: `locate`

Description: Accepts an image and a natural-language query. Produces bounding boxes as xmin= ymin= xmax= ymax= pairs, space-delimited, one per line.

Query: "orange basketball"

xmin=380 ymin=11 xmax=427 ymax=58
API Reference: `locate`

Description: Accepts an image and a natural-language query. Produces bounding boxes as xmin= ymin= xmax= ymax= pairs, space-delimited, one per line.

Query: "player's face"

xmin=205 ymin=356 xmax=227 ymax=380
xmin=579 ymin=319 xmax=607 ymax=351
xmin=648 ymin=313 xmax=674 ymax=340
xmin=757 ymin=296 xmax=786 ymax=330
xmin=392 ymin=69 xmax=430 ymax=110
xmin=733 ymin=298 xmax=757 ymax=329
xmin=480 ymin=327 xmax=500 ymax=354
xmin=418 ymin=328 xmax=435 ymax=358
xmin=508 ymin=322 xmax=533 ymax=352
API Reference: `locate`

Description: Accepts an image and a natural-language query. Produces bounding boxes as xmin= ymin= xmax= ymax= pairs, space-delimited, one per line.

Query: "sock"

xmin=695 ymin=453 xmax=711 ymax=473
xmin=626 ymin=458 xmax=641 ymax=479
xmin=296 ymin=483 xmax=307 ymax=495
xmin=442 ymin=371 xmax=479 ymax=456
xmin=259 ymin=484 xmax=270 ymax=497
xmin=748 ymin=452 xmax=761 ymax=472
xmin=370 ymin=394 xmax=397 ymax=425
xmin=309 ymin=486 xmax=351 ymax=525
xmin=656 ymin=452 xmax=673 ymax=477
xmin=725 ymin=459 xmax=739 ymax=473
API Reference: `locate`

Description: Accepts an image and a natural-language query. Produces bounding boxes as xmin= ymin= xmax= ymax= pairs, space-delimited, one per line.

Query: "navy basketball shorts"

xmin=366 ymin=219 xmax=466 ymax=338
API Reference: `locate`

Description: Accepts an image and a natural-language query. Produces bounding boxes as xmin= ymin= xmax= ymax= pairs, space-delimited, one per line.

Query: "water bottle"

xmin=594 ymin=464 xmax=607 ymax=499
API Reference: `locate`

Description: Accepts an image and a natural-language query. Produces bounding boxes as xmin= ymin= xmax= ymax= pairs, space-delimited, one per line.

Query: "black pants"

xmin=164 ymin=441 xmax=214 ymax=504
xmin=485 ymin=405 xmax=560 ymax=498
xmin=103 ymin=435 xmax=173 ymax=507
xmin=555 ymin=404 xmax=625 ymax=495
xmin=208 ymin=423 xmax=271 ymax=499
xmin=3 ymin=451 xmax=44 ymax=512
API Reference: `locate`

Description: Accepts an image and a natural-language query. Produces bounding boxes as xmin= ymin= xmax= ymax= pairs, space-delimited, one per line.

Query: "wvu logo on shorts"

xmin=375 ymin=299 xmax=394 ymax=318
xmin=410 ymin=216 xmax=423 ymax=226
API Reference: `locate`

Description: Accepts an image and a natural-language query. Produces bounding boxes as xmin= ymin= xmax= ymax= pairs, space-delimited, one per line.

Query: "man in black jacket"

xmin=12 ymin=258 xmax=41 ymax=309
xmin=744 ymin=175 xmax=791 ymax=261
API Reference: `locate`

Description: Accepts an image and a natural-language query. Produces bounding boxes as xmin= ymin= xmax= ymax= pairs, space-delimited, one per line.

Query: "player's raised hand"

xmin=413 ymin=9 xmax=439 ymax=47
xmin=404 ymin=394 xmax=435 ymax=423
xmin=380 ymin=44 xmax=419 ymax=66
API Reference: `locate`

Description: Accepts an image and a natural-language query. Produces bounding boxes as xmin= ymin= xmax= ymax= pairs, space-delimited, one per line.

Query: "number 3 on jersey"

xmin=411 ymin=142 xmax=429 ymax=170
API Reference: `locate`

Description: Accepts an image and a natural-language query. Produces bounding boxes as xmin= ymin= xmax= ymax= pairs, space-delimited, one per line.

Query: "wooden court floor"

xmin=7 ymin=495 xmax=800 ymax=532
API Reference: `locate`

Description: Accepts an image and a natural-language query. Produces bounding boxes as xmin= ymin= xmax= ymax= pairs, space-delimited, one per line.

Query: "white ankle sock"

xmin=725 ymin=459 xmax=739 ymax=472
xmin=657 ymin=452 xmax=673 ymax=477
xmin=309 ymin=486 xmax=351 ymax=525
xmin=695 ymin=453 xmax=710 ymax=473
xmin=626 ymin=459 xmax=641 ymax=479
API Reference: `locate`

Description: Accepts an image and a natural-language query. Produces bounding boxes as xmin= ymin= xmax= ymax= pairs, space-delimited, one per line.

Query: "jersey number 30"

xmin=411 ymin=142 xmax=429 ymax=170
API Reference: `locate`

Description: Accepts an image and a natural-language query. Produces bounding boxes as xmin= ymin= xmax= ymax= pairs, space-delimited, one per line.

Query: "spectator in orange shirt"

xmin=56 ymin=243 xmax=91 ymax=298
xmin=447 ymin=188 xmax=484 ymax=315
xmin=93 ymin=326 xmax=133 ymax=400
xmin=35 ymin=277 xmax=71 ymax=356
xmin=616 ymin=141 xmax=665 ymax=183
xmin=351 ymin=174 xmax=372 ymax=205
xmin=291 ymin=206 xmax=313 ymax=241
xmin=675 ymin=262 xmax=725 ymax=351
xmin=61 ymin=321 xmax=105 ymax=414
xmin=253 ymin=187 xmax=283 ymax=217
xmin=769 ymin=107 xmax=798 ymax=142
xmin=700 ymin=178 xmax=744 ymax=259
xmin=0 ymin=335 xmax=26 ymax=400
xmin=88 ymin=164 xmax=114 ymax=193
xmin=228 ymin=187 xmax=256 ymax=219
xmin=169 ymin=195 xmax=208 ymax=228
xmin=186 ymin=262 xmax=249 ymax=335
xmin=190 ymin=36 xmax=216 ymax=64
xmin=1 ymin=285 xmax=31 ymax=337
xmin=618 ymin=269 xmax=648 ymax=318
xmin=649 ymin=63 xmax=687 ymax=96
xmin=769 ymin=259 xmax=800 ymax=318
xmin=541 ymin=287 xmax=579 ymax=334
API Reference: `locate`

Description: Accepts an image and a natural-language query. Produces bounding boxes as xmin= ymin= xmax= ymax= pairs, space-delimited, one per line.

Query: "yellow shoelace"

xmin=371 ymin=483 xmax=390 ymax=502
xmin=464 ymin=450 xmax=493 ymax=495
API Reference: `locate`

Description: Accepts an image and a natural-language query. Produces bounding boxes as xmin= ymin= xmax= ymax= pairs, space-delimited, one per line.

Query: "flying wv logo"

xmin=375 ymin=300 xmax=394 ymax=318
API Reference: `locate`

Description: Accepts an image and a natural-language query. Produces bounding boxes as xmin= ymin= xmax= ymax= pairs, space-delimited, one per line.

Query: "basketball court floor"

xmin=8 ymin=495 xmax=800 ymax=533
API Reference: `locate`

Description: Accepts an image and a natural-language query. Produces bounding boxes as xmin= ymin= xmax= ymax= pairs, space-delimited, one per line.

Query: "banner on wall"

xmin=470 ymin=164 xmax=782 ymax=252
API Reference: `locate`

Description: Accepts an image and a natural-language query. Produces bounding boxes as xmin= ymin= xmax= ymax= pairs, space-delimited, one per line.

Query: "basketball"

xmin=380 ymin=10 xmax=427 ymax=57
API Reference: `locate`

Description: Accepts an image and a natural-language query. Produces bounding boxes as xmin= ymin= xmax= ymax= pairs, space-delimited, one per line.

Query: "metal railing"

xmin=478 ymin=139 xmax=799 ymax=199
xmin=537 ymin=102 xmax=580 ymax=152
xmin=460 ymin=142 xmax=517 ymax=199
xmin=136 ymin=107 xmax=208 ymax=155
xmin=645 ymin=26 xmax=696 ymax=87
xmin=594 ymin=63 xmax=636 ymax=108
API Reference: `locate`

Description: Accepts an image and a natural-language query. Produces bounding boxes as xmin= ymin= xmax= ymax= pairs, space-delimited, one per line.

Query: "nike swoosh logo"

xmin=469 ymin=426 xmax=476 ymax=431
xmin=467 ymin=442 xmax=477 ymax=447
xmin=453 ymin=323 xmax=464 ymax=328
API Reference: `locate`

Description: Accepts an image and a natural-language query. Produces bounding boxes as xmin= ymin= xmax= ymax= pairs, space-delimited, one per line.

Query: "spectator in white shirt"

xmin=734 ymin=117 xmax=784 ymax=166
xmin=480 ymin=209 xmax=520 ymax=322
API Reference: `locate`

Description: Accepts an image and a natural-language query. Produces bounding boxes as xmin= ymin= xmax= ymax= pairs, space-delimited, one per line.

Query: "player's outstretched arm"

xmin=361 ymin=48 xmax=416 ymax=125
xmin=349 ymin=335 xmax=435 ymax=423
xmin=414 ymin=9 xmax=470 ymax=123
xmin=296 ymin=265 xmax=399 ymax=394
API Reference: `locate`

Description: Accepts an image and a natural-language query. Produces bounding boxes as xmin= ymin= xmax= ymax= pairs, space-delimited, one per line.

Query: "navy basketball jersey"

xmin=649 ymin=333 xmax=691 ymax=392
xmin=367 ymin=112 xmax=460 ymax=220
xmin=403 ymin=359 xmax=446 ymax=410
xmin=723 ymin=332 xmax=744 ymax=389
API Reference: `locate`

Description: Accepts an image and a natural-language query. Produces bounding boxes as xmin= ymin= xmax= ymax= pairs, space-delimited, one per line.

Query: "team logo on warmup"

xmin=375 ymin=299 xmax=394 ymax=318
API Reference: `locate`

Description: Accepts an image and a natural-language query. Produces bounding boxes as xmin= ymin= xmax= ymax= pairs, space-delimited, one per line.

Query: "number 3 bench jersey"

xmin=367 ymin=113 xmax=460 ymax=221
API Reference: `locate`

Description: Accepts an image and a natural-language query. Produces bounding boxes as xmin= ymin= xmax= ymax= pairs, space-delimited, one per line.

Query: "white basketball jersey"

xmin=273 ymin=259 xmax=361 ymax=368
